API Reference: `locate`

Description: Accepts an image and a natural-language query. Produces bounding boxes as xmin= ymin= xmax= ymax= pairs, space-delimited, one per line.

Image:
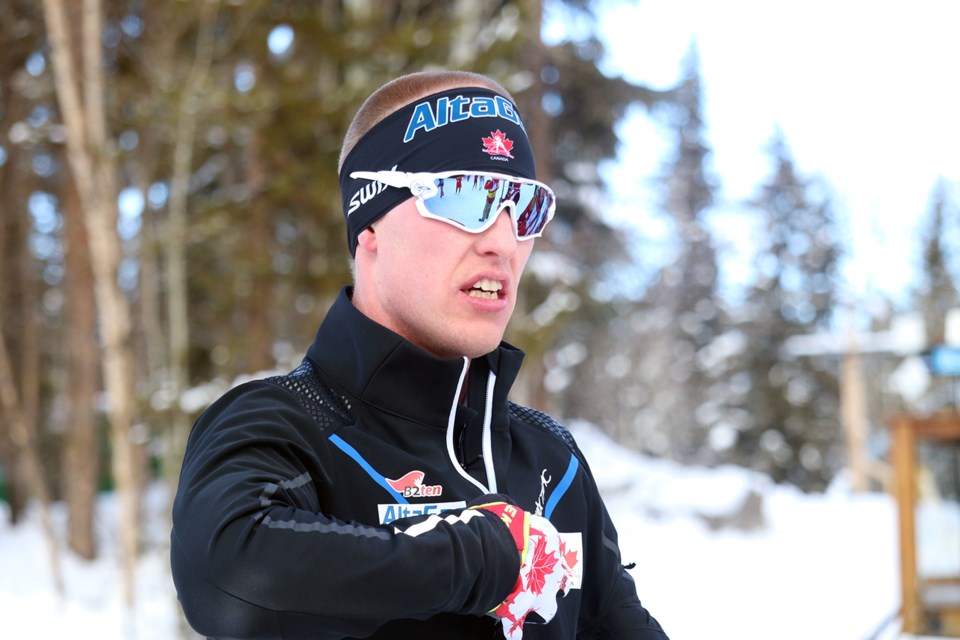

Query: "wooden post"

xmin=840 ymin=351 xmax=869 ymax=492
xmin=892 ymin=415 xmax=921 ymax=634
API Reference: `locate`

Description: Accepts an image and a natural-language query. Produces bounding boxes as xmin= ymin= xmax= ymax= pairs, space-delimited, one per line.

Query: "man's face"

xmin=354 ymin=197 xmax=534 ymax=359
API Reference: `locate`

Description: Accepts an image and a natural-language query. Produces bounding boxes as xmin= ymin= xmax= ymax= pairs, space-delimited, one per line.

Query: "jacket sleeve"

xmin=170 ymin=382 xmax=519 ymax=640
xmin=572 ymin=446 xmax=670 ymax=639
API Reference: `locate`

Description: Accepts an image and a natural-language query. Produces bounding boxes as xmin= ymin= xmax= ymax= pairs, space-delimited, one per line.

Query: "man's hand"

xmin=470 ymin=502 xmax=575 ymax=639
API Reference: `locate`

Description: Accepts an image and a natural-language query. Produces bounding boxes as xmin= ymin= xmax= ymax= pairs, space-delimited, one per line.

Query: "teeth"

xmin=472 ymin=278 xmax=502 ymax=292
xmin=468 ymin=278 xmax=502 ymax=299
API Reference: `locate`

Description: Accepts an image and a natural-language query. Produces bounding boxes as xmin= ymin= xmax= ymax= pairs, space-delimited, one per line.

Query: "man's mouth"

xmin=467 ymin=278 xmax=503 ymax=300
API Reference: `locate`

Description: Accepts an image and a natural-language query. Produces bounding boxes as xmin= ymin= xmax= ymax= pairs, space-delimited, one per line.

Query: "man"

xmin=171 ymin=69 xmax=668 ymax=640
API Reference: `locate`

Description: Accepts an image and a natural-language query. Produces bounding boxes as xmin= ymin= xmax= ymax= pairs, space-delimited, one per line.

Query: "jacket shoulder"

xmin=508 ymin=402 xmax=584 ymax=463
xmin=263 ymin=358 xmax=353 ymax=431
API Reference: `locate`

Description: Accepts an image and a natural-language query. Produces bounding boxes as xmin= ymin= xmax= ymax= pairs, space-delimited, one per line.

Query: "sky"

xmin=6 ymin=421 xmax=947 ymax=640
xmin=548 ymin=0 xmax=960 ymax=311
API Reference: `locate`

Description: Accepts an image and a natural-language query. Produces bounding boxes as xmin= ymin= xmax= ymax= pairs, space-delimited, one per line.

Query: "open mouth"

xmin=466 ymin=278 xmax=503 ymax=300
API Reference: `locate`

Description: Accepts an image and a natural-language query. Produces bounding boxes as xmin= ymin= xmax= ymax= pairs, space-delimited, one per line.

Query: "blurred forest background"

xmin=1 ymin=0 xmax=957 ymax=612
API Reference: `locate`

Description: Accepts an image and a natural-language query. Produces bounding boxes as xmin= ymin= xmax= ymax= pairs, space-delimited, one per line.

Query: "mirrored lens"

xmin=419 ymin=174 xmax=553 ymax=237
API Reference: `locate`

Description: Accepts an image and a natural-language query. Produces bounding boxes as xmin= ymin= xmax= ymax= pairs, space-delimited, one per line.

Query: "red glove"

xmin=469 ymin=501 xmax=530 ymax=561
xmin=471 ymin=502 xmax=575 ymax=639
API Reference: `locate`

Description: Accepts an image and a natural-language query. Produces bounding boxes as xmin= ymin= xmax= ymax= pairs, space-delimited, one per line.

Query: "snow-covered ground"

xmin=2 ymin=421 xmax=954 ymax=639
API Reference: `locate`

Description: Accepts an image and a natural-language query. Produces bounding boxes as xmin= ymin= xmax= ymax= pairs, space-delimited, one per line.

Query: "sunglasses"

xmin=349 ymin=170 xmax=556 ymax=240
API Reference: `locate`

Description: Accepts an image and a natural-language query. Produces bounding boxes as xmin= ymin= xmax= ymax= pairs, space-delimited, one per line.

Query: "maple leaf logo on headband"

xmin=482 ymin=130 xmax=515 ymax=158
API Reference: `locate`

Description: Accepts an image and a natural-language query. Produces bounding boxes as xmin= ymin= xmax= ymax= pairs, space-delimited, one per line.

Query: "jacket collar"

xmin=307 ymin=287 xmax=525 ymax=429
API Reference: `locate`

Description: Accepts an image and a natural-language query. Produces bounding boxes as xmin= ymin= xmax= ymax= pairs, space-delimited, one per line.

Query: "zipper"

xmin=445 ymin=357 xmax=498 ymax=494
xmin=480 ymin=370 xmax=498 ymax=493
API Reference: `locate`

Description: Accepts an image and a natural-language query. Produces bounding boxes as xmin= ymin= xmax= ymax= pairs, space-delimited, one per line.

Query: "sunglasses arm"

xmin=349 ymin=170 xmax=415 ymax=188
xmin=350 ymin=170 xmax=445 ymax=200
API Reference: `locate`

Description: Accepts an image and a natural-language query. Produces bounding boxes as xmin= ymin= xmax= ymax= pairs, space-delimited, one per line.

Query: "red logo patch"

xmin=482 ymin=130 xmax=515 ymax=158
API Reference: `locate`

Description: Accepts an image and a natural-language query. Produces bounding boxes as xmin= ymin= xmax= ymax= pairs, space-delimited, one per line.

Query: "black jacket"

xmin=171 ymin=287 xmax=667 ymax=639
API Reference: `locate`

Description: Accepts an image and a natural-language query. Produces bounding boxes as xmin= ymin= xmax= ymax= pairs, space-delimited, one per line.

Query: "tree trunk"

xmin=61 ymin=173 xmax=100 ymax=560
xmin=42 ymin=0 xmax=142 ymax=606
xmin=0 ymin=122 xmax=30 ymax=525
xmin=15 ymin=167 xmax=42 ymax=508
xmin=163 ymin=0 xmax=219 ymax=500
xmin=0 ymin=328 xmax=64 ymax=595
xmin=245 ymin=130 xmax=274 ymax=373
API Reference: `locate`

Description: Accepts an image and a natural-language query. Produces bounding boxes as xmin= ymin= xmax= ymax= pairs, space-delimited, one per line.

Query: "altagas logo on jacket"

xmin=386 ymin=470 xmax=443 ymax=498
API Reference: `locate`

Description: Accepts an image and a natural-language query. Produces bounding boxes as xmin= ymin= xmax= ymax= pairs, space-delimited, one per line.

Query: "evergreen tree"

xmin=912 ymin=178 xmax=959 ymax=413
xmin=915 ymin=178 xmax=958 ymax=346
xmin=634 ymin=43 xmax=723 ymax=463
xmin=727 ymin=130 xmax=843 ymax=490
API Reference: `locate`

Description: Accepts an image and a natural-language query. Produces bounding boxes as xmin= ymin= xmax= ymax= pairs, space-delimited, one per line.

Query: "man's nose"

xmin=476 ymin=207 xmax=518 ymax=257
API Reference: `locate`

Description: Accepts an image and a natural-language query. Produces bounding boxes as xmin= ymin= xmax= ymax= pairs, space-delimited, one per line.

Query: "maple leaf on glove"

xmin=470 ymin=502 xmax=576 ymax=640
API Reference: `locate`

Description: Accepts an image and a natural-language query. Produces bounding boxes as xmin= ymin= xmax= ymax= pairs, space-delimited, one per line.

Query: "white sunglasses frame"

xmin=349 ymin=169 xmax=556 ymax=240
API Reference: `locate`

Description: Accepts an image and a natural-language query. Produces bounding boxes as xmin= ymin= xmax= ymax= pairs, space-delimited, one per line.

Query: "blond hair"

xmin=338 ymin=70 xmax=515 ymax=173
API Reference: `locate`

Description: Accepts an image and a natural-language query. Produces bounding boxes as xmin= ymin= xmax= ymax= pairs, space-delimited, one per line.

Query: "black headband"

xmin=339 ymin=87 xmax=537 ymax=255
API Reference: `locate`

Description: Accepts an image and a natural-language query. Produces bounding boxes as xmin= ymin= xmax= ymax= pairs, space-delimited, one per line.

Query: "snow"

xmin=1 ymin=486 xmax=180 ymax=639
xmin=1 ymin=422 xmax=952 ymax=639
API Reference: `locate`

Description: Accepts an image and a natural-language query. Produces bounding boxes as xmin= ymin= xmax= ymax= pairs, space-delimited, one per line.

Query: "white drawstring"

xmin=445 ymin=358 xmax=498 ymax=494
xmin=481 ymin=370 xmax=498 ymax=493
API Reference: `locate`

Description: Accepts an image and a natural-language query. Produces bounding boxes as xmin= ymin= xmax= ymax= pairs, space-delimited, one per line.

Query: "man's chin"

xmin=464 ymin=332 xmax=507 ymax=358
xmin=432 ymin=334 xmax=504 ymax=360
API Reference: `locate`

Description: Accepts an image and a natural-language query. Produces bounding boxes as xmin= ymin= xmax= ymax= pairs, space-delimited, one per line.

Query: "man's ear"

xmin=356 ymin=226 xmax=377 ymax=253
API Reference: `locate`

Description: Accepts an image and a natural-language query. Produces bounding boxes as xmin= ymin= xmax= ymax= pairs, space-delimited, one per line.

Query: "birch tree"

xmin=41 ymin=0 xmax=141 ymax=605
xmin=163 ymin=0 xmax=220 ymax=506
